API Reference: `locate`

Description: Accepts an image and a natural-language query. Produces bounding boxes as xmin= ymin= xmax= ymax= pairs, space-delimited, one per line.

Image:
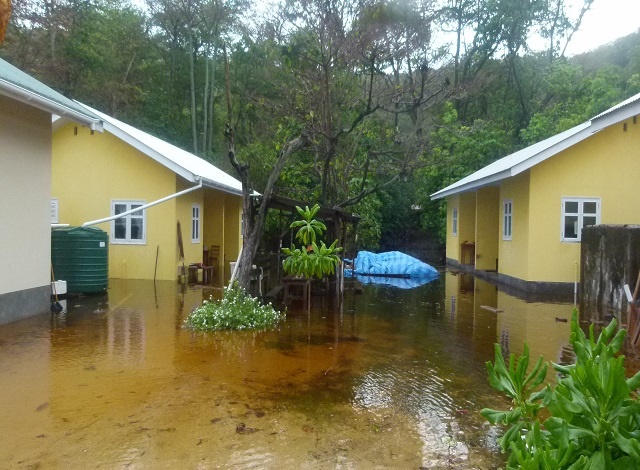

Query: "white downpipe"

xmin=82 ymin=180 xmax=203 ymax=227
xmin=227 ymin=246 xmax=243 ymax=291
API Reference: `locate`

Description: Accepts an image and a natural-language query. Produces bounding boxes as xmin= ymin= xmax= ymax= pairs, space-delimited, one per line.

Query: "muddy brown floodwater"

xmin=0 ymin=272 xmax=596 ymax=469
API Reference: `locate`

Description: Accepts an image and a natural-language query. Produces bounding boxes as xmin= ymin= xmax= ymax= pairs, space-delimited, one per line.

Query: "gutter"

xmin=0 ymin=79 xmax=103 ymax=131
xmin=82 ymin=180 xmax=203 ymax=227
xmin=201 ymin=177 xmax=244 ymax=197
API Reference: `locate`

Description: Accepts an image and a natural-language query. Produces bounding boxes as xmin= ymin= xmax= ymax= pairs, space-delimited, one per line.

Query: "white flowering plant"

xmin=185 ymin=283 xmax=285 ymax=331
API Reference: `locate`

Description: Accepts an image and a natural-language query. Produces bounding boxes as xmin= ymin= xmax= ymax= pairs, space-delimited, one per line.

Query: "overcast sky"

xmin=564 ymin=0 xmax=640 ymax=55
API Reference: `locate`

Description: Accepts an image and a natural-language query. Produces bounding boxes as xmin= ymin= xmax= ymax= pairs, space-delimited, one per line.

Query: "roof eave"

xmin=430 ymin=170 xmax=511 ymax=200
xmin=591 ymin=103 xmax=640 ymax=131
xmin=0 ymin=79 xmax=102 ymax=131
xmin=510 ymin=124 xmax=597 ymax=176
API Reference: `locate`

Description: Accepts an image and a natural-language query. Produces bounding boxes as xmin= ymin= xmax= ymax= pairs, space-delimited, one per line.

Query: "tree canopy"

xmin=3 ymin=0 xmax=639 ymax=259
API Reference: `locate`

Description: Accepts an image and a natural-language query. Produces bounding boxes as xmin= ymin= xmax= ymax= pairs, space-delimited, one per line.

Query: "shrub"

xmin=482 ymin=309 xmax=640 ymax=469
xmin=185 ymin=283 xmax=285 ymax=331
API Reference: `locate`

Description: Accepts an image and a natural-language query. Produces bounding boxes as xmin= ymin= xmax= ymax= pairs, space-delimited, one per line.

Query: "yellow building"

xmin=52 ymin=104 xmax=243 ymax=282
xmin=432 ymin=93 xmax=640 ymax=293
xmin=0 ymin=58 xmax=102 ymax=324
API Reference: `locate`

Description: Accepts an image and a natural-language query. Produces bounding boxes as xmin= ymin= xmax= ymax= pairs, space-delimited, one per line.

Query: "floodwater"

xmin=0 ymin=272 xmax=596 ymax=469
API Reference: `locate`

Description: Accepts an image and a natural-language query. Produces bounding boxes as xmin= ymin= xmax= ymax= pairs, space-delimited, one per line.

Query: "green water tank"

xmin=51 ymin=227 xmax=109 ymax=294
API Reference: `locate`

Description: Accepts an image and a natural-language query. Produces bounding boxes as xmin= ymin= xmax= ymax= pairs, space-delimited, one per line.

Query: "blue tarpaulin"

xmin=355 ymin=274 xmax=437 ymax=289
xmin=345 ymin=251 xmax=439 ymax=289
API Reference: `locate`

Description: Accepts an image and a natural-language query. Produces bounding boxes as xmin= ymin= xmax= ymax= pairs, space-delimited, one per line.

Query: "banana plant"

xmin=290 ymin=205 xmax=326 ymax=246
xmin=282 ymin=204 xmax=342 ymax=281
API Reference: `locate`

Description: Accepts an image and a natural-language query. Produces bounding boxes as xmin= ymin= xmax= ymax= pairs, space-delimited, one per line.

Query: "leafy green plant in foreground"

xmin=482 ymin=309 xmax=640 ymax=469
xmin=185 ymin=283 xmax=285 ymax=331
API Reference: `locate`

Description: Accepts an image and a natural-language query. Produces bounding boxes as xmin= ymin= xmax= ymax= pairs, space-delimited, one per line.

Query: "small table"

xmin=188 ymin=264 xmax=215 ymax=285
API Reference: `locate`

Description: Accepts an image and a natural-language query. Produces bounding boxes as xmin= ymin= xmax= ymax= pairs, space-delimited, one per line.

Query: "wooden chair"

xmin=201 ymin=245 xmax=220 ymax=284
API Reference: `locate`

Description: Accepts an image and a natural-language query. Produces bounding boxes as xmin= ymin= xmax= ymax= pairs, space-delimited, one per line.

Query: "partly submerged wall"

xmin=581 ymin=225 xmax=640 ymax=316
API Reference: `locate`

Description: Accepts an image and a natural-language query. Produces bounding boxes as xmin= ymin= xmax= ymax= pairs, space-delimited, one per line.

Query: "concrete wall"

xmin=581 ymin=225 xmax=640 ymax=315
xmin=0 ymin=95 xmax=52 ymax=324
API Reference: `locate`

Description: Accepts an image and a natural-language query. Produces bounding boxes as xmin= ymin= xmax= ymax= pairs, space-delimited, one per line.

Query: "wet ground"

xmin=0 ymin=272 xmax=627 ymax=469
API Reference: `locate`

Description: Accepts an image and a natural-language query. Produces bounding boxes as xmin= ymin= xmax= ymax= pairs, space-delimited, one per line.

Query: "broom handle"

xmin=51 ymin=265 xmax=59 ymax=302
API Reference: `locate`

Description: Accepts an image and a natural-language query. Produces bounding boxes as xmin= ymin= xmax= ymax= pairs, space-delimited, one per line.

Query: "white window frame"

xmin=452 ymin=208 xmax=458 ymax=237
xmin=110 ymin=200 xmax=146 ymax=245
xmin=503 ymin=199 xmax=513 ymax=240
xmin=50 ymin=198 xmax=59 ymax=224
xmin=191 ymin=204 xmax=201 ymax=243
xmin=561 ymin=197 xmax=600 ymax=242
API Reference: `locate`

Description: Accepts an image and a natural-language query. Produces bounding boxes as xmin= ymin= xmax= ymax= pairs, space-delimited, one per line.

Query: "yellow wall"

xmin=175 ymin=178 xmax=204 ymax=274
xmin=527 ymin=120 xmax=640 ymax=282
xmin=223 ymin=196 xmax=243 ymax=274
xmin=52 ymin=124 xmax=178 ymax=281
xmin=498 ymin=172 xmax=530 ymax=281
xmin=475 ymin=187 xmax=499 ymax=271
xmin=0 ymin=95 xmax=52 ymax=294
xmin=203 ymin=190 xmax=226 ymax=274
xmin=459 ymin=192 xmax=476 ymax=246
xmin=445 ymin=195 xmax=460 ymax=261
xmin=445 ymin=192 xmax=476 ymax=264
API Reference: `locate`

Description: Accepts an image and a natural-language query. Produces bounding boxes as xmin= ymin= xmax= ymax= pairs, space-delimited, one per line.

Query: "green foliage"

xmin=482 ymin=309 xmax=640 ymax=469
xmin=417 ymin=102 xmax=510 ymax=243
xmin=281 ymin=204 xmax=342 ymax=280
xmin=185 ymin=283 xmax=285 ymax=331
xmin=290 ymin=205 xmax=326 ymax=246
xmin=282 ymin=240 xmax=342 ymax=279
xmin=351 ymin=191 xmax=383 ymax=251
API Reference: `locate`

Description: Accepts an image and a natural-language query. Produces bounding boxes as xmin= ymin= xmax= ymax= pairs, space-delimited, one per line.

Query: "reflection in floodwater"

xmin=1 ymin=274 xmax=629 ymax=468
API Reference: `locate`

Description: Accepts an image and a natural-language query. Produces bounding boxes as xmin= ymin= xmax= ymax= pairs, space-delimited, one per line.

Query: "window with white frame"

xmin=111 ymin=200 xmax=146 ymax=244
xmin=191 ymin=204 xmax=201 ymax=243
xmin=50 ymin=198 xmax=59 ymax=224
xmin=503 ymin=199 xmax=513 ymax=240
xmin=561 ymin=197 xmax=600 ymax=242
xmin=452 ymin=208 xmax=458 ymax=236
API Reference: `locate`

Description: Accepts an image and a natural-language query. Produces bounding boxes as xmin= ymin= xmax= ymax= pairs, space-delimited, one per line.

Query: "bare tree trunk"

xmin=223 ymin=43 xmax=312 ymax=288
xmin=208 ymin=46 xmax=217 ymax=155
xmin=189 ymin=31 xmax=198 ymax=155
xmin=202 ymin=53 xmax=209 ymax=156
xmin=230 ymin=133 xmax=312 ymax=289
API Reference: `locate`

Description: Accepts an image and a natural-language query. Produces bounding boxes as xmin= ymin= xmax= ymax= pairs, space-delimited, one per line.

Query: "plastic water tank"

xmin=51 ymin=227 xmax=109 ymax=294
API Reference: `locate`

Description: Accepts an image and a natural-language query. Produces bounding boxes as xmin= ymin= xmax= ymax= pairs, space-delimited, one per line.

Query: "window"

xmin=50 ymin=199 xmax=59 ymax=224
xmin=452 ymin=208 xmax=458 ymax=236
xmin=191 ymin=204 xmax=201 ymax=243
xmin=561 ymin=197 xmax=600 ymax=242
xmin=503 ymin=200 xmax=513 ymax=240
xmin=111 ymin=200 xmax=146 ymax=244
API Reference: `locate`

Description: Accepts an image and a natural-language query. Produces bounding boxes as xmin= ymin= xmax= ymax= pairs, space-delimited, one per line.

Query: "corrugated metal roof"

xmin=431 ymin=92 xmax=640 ymax=200
xmin=75 ymin=103 xmax=244 ymax=196
xmin=0 ymin=58 xmax=101 ymax=127
xmin=592 ymin=92 xmax=640 ymax=120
